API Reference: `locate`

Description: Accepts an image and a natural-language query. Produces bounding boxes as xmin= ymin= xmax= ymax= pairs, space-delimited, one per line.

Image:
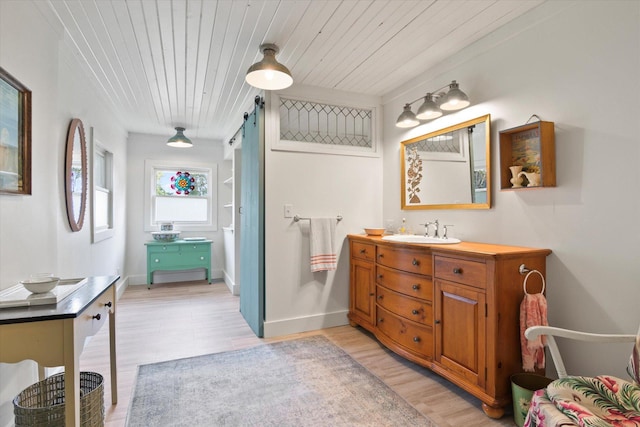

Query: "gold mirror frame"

xmin=65 ymin=118 xmax=88 ymax=231
xmin=401 ymin=114 xmax=491 ymax=210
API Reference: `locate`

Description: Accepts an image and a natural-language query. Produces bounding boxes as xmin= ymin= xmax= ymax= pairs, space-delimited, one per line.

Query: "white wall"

xmin=262 ymin=86 xmax=383 ymax=337
xmin=0 ymin=2 xmax=128 ymax=425
xmin=382 ymin=1 xmax=640 ymax=378
xmin=125 ymin=133 xmax=230 ymax=284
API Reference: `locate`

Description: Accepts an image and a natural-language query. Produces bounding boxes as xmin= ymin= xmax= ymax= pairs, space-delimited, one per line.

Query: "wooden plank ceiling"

xmin=43 ymin=0 xmax=544 ymax=142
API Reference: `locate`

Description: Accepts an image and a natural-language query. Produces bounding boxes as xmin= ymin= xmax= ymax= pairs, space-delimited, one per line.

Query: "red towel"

xmin=520 ymin=293 xmax=548 ymax=372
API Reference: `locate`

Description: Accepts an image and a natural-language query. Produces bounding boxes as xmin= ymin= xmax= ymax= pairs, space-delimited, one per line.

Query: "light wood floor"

xmin=80 ymin=280 xmax=516 ymax=427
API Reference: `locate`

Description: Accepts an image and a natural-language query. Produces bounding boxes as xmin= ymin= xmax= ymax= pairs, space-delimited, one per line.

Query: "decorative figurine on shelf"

xmin=510 ymin=165 xmax=524 ymax=188
xmin=518 ymin=165 xmax=542 ymax=187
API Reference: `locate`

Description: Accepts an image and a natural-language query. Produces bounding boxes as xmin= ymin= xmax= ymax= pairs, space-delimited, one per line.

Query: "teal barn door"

xmin=239 ymin=99 xmax=265 ymax=337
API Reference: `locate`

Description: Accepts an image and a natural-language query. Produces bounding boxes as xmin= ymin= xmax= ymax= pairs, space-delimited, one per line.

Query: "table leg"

xmin=109 ymin=302 xmax=118 ymax=404
xmin=63 ymin=320 xmax=81 ymax=427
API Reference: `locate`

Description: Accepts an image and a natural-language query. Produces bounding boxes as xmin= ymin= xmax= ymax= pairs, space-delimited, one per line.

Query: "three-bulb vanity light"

xmin=395 ymin=80 xmax=470 ymax=128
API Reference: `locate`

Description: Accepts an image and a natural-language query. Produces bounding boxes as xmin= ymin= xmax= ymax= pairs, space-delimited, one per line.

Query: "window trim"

xmin=143 ymin=159 xmax=218 ymax=232
xmin=91 ymin=131 xmax=114 ymax=243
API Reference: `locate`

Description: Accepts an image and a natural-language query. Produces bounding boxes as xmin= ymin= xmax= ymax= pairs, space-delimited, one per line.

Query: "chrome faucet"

xmin=422 ymin=219 xmax=439 ymax=237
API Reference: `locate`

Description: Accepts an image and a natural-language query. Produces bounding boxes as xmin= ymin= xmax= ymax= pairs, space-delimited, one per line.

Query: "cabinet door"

xmin=350 ymin=258 xmax=375 ymax=326
xmin=434 ymin=279 xmax=486 ymax=388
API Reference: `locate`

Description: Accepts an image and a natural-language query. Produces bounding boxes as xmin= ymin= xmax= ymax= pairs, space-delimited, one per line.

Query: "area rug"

xmin=126 ymin=335 xmax=435 ymax=426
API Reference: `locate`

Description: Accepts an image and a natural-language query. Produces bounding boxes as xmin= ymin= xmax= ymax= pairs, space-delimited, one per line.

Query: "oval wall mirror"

xmin=401 ymin=114 xmax=491 ymax=210
xmin=65 ymin=118 xmax=88 ymax=231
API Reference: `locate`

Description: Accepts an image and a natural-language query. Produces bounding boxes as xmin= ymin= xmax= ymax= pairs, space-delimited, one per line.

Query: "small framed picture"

xmin=0 ymin=67 xmax=32 ymax=195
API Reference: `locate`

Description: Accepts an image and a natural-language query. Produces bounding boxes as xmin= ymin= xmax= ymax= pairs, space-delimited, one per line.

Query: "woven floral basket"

xmin=13 ymin=371 xmax=104 ymax=427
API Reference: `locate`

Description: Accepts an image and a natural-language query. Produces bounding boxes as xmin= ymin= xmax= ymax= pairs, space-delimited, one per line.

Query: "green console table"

xmin=145 ymin=240 xmax=212 ymax=288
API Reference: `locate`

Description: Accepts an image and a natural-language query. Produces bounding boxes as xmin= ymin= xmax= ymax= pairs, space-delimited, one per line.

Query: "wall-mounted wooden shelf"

xmin=499 ymin=121 xmax=555 ymax=190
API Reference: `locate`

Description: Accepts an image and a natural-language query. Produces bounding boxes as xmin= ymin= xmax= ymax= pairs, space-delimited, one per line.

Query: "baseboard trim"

xmin=223 ymin=271 xmax=239 ymax=295
xmin=263 ymin=310 xmax=349 ymax=338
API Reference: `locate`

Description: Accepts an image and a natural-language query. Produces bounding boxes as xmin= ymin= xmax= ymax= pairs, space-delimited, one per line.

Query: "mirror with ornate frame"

xmin=401 ymin=114 xmax=491 ymax=210
xmin=65 ymin=118 xmax=87 ymax=231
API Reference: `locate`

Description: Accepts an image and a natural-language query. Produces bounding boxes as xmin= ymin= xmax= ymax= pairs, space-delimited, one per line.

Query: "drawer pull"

xmin=378 ymin=253 xmax=384 ymax=258
xmin=359 ymin=249 xmax=366 ymax=254
xmin=453 ymin=268 xmax=463 ymax=274
xmin=369 ymin=292 xmax=375 ymax=297
xmin=155 ymin=259 xmax=159 ymax=263
xmin=378 ymin=274 xmax=383 ymax=279
xmin=378 ymin=318 xmax=384 ymax=323
xmin=412 ymin=258 xmax=420 ymax=266
xmin=412 ymin=284 xmax=420 ymax=290
xmin=411 ymin=309 xmax=419 ymax=315
xmin=435 ymin=319 xmax=441 ymax=324
xmin=92 ymin=313 xmax=101 ymax=321
xmin=377 ymin=295 xmax=383 ymax=300
xmin=104 ymin=302 xmax=112 ymax=308
xmin=200 ymin=256 xmax=205 ymax=260
xmin=413 ymin=336 xmax=421 ymax=343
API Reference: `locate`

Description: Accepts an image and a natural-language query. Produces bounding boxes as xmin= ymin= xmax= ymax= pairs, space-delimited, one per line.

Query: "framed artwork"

xmin=0 ymin=67 xmax=31 ymax=195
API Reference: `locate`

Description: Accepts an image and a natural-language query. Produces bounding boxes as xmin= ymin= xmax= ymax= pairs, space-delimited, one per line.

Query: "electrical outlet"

xmin=284 ymin=204 xmax=293 ymax=218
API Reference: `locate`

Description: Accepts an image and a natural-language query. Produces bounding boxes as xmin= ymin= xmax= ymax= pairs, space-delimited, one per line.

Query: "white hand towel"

xmin=310 ymin=218 xmax=337 ymax=272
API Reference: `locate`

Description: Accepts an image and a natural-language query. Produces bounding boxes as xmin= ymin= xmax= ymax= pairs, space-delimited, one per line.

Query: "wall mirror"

xmin=65 ymin=118 xmax=87 ymax=231
xmin=401 ymin=114 xmax=491 ymax=210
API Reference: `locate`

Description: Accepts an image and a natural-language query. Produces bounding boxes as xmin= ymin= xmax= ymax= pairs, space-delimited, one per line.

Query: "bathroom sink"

xmin=381 ymin=235 xmax=461 ymax=244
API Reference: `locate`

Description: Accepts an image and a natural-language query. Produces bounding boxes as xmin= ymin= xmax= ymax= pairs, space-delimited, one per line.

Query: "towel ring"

xmin=523 ymin=269 xmax=546 ymax=295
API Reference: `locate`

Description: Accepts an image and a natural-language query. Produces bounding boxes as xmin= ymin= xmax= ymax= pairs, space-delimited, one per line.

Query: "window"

xmin=270 ymin=93 xmax=379 ymax=157
xmin=92 ymin=140 xmax=114 ymax=242
xmin=144 ymin=160 xmax=217 ymax=232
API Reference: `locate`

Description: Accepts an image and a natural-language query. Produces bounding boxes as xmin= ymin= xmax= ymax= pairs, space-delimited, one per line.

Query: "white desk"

xmin=0 ymin=276 xmax=118 ymax=426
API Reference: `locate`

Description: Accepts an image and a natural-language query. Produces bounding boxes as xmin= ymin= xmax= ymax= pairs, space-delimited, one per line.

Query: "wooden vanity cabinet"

xmin=348 ymin=235 xmax=551 ymax=419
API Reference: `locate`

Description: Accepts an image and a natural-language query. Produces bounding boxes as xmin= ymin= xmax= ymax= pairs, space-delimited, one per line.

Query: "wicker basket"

xmin=13 ymin=371 xmax=104 ymax=427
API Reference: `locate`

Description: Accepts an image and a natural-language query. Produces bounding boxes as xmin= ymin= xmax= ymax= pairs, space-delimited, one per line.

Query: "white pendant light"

xmin=167 ymin=127 xmax=193 ymax=148
xmin=245 ymin=43 xmax=293 ymax=91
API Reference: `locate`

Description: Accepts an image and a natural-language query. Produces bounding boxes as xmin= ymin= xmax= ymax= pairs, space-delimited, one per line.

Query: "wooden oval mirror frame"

xmin=65 ymin=118 xmax=88 ymax=232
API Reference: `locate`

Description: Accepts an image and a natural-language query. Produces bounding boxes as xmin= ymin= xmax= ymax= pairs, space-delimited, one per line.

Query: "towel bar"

xmin=294 ymin=215 xmax=343 ymax=222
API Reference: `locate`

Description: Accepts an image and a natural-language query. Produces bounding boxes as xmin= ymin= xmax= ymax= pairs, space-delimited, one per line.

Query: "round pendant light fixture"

xmin=245 ymin=43 xmax=293 ymax=91
xmin=167 ymin=127 xmax=193 ymax=148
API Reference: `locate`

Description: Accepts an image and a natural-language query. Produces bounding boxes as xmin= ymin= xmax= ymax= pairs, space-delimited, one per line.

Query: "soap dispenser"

xmin=398 ymin=218 xmax=408 ymax=235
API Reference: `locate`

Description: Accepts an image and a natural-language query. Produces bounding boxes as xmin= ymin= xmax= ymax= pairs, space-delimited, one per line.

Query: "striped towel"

xmin=310 ymin=218 xmax=337 ymax=272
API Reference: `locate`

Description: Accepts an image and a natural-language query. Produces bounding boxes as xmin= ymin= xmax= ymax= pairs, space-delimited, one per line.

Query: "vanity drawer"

xmin=352 ymin=241 xmax=375 ymax=262
xmin=376 ymin=245 xmax=432 ymax=276
xmin=148 ymin=244 xmax=180 ymax=254
xmin=376 ymin=265 xmax=432 ymax=301
xmin=376 ymin=285 xmax=432 ymax=326
xmin=181 ymin=243 xmax=211 ymax=253
xmin=434 ymin=255 xmax=487 ymax=289
xmin=377 ymin=306 xmax=433 ymax=359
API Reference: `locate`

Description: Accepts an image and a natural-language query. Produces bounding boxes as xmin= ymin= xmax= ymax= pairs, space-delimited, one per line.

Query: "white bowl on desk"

xmin=20 ymin=277 xmax=60 ymax=294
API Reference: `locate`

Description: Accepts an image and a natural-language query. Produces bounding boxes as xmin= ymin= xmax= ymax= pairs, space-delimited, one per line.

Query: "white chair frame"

xmin=525 ymin=325 xmax=636 ymax=378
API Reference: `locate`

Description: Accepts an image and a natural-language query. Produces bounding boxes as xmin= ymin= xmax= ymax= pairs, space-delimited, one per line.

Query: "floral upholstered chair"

xmin=523 ymin=323 xmax=640 ymax=426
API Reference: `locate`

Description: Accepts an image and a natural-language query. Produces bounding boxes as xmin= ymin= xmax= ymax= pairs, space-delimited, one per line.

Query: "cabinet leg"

xmin=348 ymin=320 xmax=358 ymax=327
xmin=481 ymin=403 xmax=505 ymax=419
